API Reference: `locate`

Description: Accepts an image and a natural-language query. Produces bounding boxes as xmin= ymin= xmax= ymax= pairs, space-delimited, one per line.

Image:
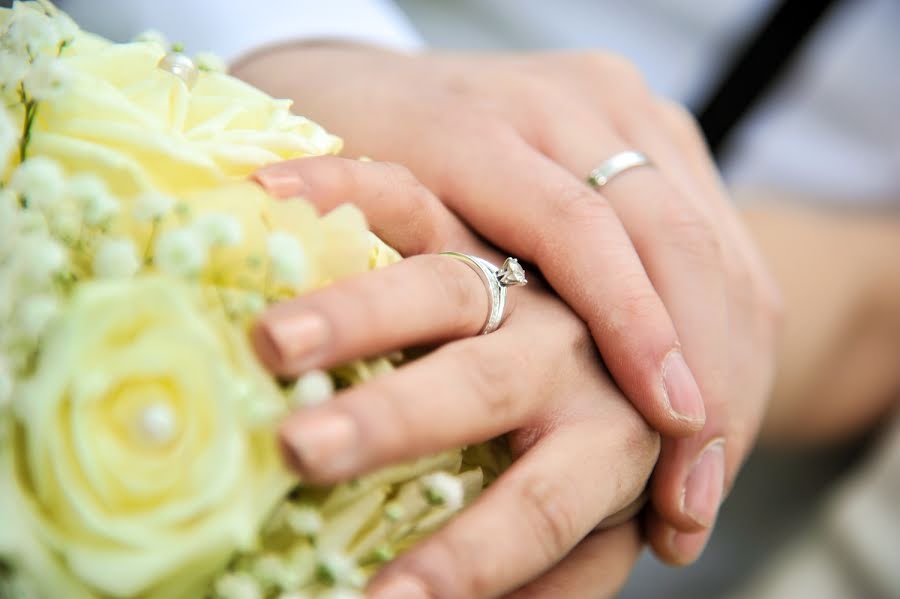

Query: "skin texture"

xmin=251 ymin=153 xmax=900 ymax=598
xmin=235 ymin=45 xmax=784 ymax=569
xmin=252 ymin=156 xmax=660 ymax=599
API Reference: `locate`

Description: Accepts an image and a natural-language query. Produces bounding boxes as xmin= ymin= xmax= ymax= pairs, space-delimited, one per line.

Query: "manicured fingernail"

xmin=252 ymin=166 xmax=307 ymax=198
xmin=662 ymin=350 xmax=705 ymax=425
xmin=257 ymin=312 xmax=329 ymax=371
xmin=681 ymin=438 xmax=725 ymax=528
xmin=368 ymin=575 xmax=428 ymax=599
xmin=281 ymin=411 xmax=358 ymax=476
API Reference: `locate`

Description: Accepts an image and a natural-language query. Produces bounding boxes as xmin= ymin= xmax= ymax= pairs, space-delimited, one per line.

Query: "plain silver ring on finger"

xmin=440 ymin=252 xmax=528 ymax=335
xmin=586 ymin=150 xmax=652 ymax=189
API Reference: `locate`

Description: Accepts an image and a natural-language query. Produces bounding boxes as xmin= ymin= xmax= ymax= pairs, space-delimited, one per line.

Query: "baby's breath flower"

xmin=267 ymin=232 xmax=309 ymax=289
xmin=133 ymin=29 xmax=169 ymax=48
xmin=23 ymin=55 xmax=71 ymax=101
xmin=194 ymin=212 xmax=242 ymax=247
xmin=9 ymin=156 xmax=65 ymax=210
xmin=289 ymin=370 xmax=334 ymax=407
xmin=422 ymin=472 xmax=465 ymax=511
xmin=153 ymin=227 xmax=208 ymax=278
xmin=18 ymin=294 xmax=60 ymax=341
xmin=68 ymin=174 xmax=119 ymax=225
xmin=133 ymin=191 xmax=176 ymax=222
xmin=195 ymin=52 xmax=227 ymax=73
xmin=18 ymin=235 xmax=67 ymax=287
xmin=92 ymin=238 xmax=140 ymax=279
xmin=214 ymin=572 xmax=262 ymax=599
xmin=316 ymin=552 xmax=360 ymax=587
xmin=286 ymin=505 xmax=323 ymax=538
xmin=5 ymin=5 xmax=60 ymax=55
xmin=49 ymin=11 xmax=78 ymax=44
xmin=321 ymin=590 xmax=364 ymax=599
xmin=0 ymin=107 xmax=18 ymax=167
xmin=0 ymin=50 xmax=29 ymax=90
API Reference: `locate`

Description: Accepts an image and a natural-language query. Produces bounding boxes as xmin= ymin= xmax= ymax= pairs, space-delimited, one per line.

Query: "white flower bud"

xmin=316 ymin=552 xmax=359 ymax=587
xmin=50 ymin=11 xmax=79 ymax=44
xmin=154 ymin=227 xmax=208 ymax=278
xmin=289 ymin=370 xmax=334 ymax=407
xmin=0 ymin=50 xmax=29 ymax=90
xmin=18 ymin=294 xmax=60 ymax=341
xmin=93 ymin=238 xmax=140 ymax=279
xmin=422 ymin=472 xmax=465 ymax=511
xmin=194 ymin=52 xmax=227 ymax=73
xmin=133 ymin=191 xmax=176 ymax=222
xmin=267 ymin=232 xmax=309 ymax=289
xmin=23 ymin=55 xmax=71 ymax=101
xmin=321 ymin=590 xmax=364 ymax=599
xmin=6 ymin=6 xmax=61 ymax=55
xmin=214 ymin=573 xmax=262 ymax=599
xmin=68 ymin=174 xmax=119 ymax=225
xmin=134 ymin=29 xmax=170 ymax=48
xmin=9 ymin=157 xmax=65 ymax=210
xmin=18 ymin=236 xmax=67 ymax=287
xmin=286 ymin=505 xmax=323 ymax=537
xmin=194 ymin=212 xmax=242 ymax=247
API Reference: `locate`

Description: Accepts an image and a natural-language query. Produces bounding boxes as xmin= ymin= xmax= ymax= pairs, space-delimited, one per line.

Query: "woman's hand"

xmin=251 ymin=156 xmax=659 ymax=598
xmin=240 ymin=46 xmax=783 ymax=563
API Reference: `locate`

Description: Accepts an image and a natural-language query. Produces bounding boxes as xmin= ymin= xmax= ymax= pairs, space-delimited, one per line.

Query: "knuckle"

xmin=428 ymin=256 xmax=485 ymax=330
xmin=656 ymin=98 xmax=705 ymax=142
xmin=602 ymin=285 xmax=664 ymax=338
xmin=517 ymin=474 xmax=580 ymax=561
xmin=582 ymin=52 xmax=648 ymax=91
xmin=660 ymin=202 xmax=723 ymax=267
xmin=451 ymin=343 xmax=519 ymax=420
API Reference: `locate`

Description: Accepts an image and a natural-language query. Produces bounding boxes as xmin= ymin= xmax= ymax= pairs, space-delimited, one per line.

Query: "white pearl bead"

xmin=157 ymin=52 xmax=198 ymax=88
xmin=138 ymin=402 xmax=176 ymax=445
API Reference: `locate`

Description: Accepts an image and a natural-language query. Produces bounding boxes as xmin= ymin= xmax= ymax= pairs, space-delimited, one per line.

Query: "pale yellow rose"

xmin=0 ymin=275 xmax=291 ymax=599
xmin=22 ymin=29 xmax=340 ymax=197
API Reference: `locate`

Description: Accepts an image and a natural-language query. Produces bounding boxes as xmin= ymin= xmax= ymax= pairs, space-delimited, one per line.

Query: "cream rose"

xmin=0 ymin=276 xmax=291 ymax=599
xmin=22 ymin=29 xmax=340 ymax=197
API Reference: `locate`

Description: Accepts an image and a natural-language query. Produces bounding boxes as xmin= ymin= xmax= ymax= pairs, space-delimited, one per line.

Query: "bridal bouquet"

xmin=0 ymin=3 xmax=507 ymax=598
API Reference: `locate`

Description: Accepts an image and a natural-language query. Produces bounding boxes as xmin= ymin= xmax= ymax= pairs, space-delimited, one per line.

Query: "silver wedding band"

xmin=440 ymin=252 xmax=527 ymax=335
xmin=586 ymin=150 xmax=652 ymax=189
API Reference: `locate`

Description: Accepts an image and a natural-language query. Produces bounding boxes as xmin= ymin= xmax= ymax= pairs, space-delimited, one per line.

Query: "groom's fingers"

xmin=366 ymin=408 xmax=658 ymax=599
xmin=274 ymin=297 xmax=581 ymax=484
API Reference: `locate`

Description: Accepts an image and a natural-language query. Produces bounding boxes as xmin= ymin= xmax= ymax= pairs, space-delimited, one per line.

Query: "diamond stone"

xmin=498 ymin=258 xmax=527 ymax=286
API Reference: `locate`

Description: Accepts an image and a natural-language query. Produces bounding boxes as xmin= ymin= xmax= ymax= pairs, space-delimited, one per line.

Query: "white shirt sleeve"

xmin=58 ymin=0 xmax=424 ymax=62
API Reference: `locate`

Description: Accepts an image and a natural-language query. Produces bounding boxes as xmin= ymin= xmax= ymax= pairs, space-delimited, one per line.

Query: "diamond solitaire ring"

xmin=586 ymin=150 xmax=652 ymax=189
xmin=441 ymin=252 xmax=527 ymax=335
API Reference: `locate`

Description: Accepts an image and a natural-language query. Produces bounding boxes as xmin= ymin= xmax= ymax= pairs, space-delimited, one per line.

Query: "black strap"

xmin=696 ymin=0 xmax=843 ymax=159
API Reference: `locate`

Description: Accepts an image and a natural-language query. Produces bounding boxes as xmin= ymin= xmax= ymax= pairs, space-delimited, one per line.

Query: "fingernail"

xmin=681 ymin=438 xmax=725 ymax=528
xmin=252 ymin=166 xmax=307 ymax=198
xmin=281 ymin=411 xmax=358 ymax=476
xmin=257 ymin=312 xmax=329 ymax=371
xmin=662 ymin=350 xmax=705 ymax=425
xmin=368 ymin=575 xmax=428 ymax=599
xmin=670 ymin=529 xmax=710 ymax=565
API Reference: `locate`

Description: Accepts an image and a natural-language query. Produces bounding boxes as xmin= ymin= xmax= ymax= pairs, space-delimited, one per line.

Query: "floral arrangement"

xmin=0 ymin=3 xmax=507 ymax=598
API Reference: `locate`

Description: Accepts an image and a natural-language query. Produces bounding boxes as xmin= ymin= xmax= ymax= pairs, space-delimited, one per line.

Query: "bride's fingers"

xmin=254 ymin=156 xmax=473 ymax=257
xmin=503 ymin=522 xmax=642 ymax=599
xmin=253 ymin=254 xmax=504 ymax=377
xmin=366 ymin=408 xmax=659 ymax=599
xmin=276 ymin=299 xmax=581 ymax=484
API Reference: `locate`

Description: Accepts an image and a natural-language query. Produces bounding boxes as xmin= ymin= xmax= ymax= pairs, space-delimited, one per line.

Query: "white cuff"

xmin=59 ymin=0 xmax=424 ymax=63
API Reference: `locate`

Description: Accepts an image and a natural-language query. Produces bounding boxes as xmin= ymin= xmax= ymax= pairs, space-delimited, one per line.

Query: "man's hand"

xmin=239 ymin=45 xmax=783 ymax=563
